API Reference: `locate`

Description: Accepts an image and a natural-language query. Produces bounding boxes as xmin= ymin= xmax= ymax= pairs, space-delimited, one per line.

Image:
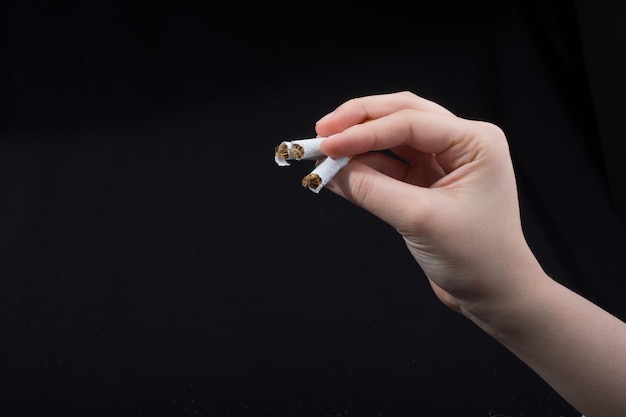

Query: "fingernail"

xmin=316 ymin=112 xmax=334 ymax=124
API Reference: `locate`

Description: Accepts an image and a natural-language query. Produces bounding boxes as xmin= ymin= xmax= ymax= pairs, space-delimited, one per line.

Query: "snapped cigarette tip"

xmin=274 ymin=143 xmax=290 ymax=166
xmin=301 ymin=173 xmax=322 ymax=192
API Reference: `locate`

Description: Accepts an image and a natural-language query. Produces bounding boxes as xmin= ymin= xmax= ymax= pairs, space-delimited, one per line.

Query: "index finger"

xmin=315 ymin=91 xmax=454 ymax=137
xmin=320 ymin=109 xmax=482 ymax=174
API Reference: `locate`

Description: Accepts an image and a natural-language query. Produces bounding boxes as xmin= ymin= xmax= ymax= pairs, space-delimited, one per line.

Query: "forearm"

xmin=464 ymin=267 xmax=626 ymax=417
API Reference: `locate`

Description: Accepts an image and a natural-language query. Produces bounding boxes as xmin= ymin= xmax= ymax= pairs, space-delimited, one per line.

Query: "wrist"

xmin=456 ymin=247 xmax=552 ymax=339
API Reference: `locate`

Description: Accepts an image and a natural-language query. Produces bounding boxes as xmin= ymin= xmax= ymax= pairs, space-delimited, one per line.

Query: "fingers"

xmin=353 ymin=151 xmax=446 ymax=188
xmin=350 ymin=151 xmax=412 ymax=182
xmin=320 ymin=109 xmax=481 ymax=174
xmin=315 ymin=91 xmax=454 ymax=137
xmin=324 ymin=158 xmax=435 ymax=233
xmin=313 ymin=91 xmax=502 ymax=232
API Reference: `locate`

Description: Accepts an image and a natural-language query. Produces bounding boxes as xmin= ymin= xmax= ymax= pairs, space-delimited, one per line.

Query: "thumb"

xmin=325 ymin=158 xmax=435 ymax=234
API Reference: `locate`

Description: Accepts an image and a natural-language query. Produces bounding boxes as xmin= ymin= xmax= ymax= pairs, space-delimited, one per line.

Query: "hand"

xmin=316 ymin=91 xmax=543 ymax=315
xmin=316 ymin=91 xmax=626 ymax=417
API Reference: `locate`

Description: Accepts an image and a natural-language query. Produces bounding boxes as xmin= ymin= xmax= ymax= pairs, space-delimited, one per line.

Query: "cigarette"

xmin=274 ymin=137 xmax=326 ymax=166
xmin=301 ymin=156 xmax=350 ymax=193
xmin=275 ymin=136 xmax=350 ymax=193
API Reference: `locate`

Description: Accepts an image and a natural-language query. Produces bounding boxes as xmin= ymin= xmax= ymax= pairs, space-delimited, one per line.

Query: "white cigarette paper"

xmin=274 ymin=137 xmax=325 ymax=166
xmin=301 ymin=156 xmax=350 ymax=193
xmin=275 ymin=136 xmax=350 ymax=193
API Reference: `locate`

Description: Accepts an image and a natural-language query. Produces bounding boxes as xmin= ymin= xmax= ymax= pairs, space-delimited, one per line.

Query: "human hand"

xmin=316 ymin=91 xmax=544 ymax=316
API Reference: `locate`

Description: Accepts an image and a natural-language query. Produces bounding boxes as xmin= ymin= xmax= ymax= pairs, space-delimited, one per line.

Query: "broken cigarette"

xmin=274 ymin=137 xmax=325 ymax=166
xmin=301 ymin=156 xmax=350 ymax=193
xmin=274 ymin=137 xmax=350 ymax=193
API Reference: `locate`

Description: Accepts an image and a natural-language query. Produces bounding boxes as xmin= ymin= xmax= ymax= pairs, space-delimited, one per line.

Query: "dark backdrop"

xmin=1 ymin=1 xmax=625 ymax=416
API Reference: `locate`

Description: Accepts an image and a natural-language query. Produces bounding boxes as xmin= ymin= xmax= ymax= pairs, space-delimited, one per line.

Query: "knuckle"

xmin=397 ymin=90 xmax=417 ymax=99
xmin=476 ymin=120 xmax=506 ymax=139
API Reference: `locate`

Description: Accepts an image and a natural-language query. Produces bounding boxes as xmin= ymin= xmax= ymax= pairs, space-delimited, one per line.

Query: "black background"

xmin=1 ymin=1 xmax=625 ymax=416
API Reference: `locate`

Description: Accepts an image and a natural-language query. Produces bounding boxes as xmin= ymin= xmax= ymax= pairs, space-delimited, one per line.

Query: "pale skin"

xmin=315 ymin=91 xmax=626 ymax=417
